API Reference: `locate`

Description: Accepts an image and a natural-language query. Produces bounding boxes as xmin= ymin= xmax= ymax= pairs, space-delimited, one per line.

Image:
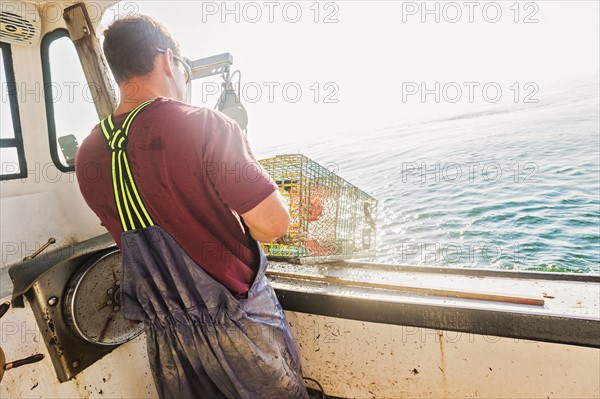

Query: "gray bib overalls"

xmin=101 ymin=100 xmax=309 ymax=398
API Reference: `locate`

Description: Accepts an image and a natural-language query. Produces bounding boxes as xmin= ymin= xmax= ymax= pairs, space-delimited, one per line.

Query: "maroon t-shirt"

xmin=75 ymin=97 xmax=277 ymax=298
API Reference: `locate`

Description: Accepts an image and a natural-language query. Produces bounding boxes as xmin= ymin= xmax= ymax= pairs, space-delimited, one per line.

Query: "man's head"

xmin=103 ymin=15 xmax=189 ymax=100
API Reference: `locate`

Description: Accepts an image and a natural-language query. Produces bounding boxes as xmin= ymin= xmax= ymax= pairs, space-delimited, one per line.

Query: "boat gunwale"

xmin=272 ymin=286 xmax=600 ymax=349
xmin=338 ymin=260 xmax=600 ymax=283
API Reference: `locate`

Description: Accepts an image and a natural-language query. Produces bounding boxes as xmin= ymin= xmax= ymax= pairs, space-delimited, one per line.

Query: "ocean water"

xmin=255 ymin=76 xmax=600 ymax=274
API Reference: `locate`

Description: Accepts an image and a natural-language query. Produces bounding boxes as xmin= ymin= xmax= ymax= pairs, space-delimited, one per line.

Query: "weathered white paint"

xmin=0 ymin=0 xmax=109 ymax=270
xmin=1 ymin=297 xmax=598 ymax=398
xmin=287 ymin=312 xmax=600 ymax=399
xmin=1 ymin=191 xmax=103 ymax=266
xmin=0 ymin=294 xmax=157 ymax=398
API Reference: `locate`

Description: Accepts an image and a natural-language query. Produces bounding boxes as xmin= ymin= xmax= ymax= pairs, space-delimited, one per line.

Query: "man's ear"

xmin=158 ymin=48 xmax=176 ymax=79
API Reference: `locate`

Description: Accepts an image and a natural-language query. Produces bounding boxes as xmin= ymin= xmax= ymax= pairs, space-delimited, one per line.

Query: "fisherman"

xmin=75 ymin=14 xmax=309 ymax=399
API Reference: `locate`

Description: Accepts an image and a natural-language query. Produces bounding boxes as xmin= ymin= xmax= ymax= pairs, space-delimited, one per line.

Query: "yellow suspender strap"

xmin=100 ymin=100 xmax=155 ymax=231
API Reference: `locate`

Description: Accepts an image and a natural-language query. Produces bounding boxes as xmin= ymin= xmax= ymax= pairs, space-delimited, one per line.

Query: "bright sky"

xmin=102 ymin=1 xmax=600 ymax=150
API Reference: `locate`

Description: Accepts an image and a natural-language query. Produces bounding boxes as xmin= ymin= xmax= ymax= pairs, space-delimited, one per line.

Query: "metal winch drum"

xmin=7 ymin=242 xmax=145 ymax=382
xmin=62 ymin=249 xmax=143 ymax=346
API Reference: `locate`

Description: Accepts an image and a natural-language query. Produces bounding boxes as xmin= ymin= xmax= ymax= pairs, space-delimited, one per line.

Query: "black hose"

xmin=303 ymin=376 xmax=328 ymax=399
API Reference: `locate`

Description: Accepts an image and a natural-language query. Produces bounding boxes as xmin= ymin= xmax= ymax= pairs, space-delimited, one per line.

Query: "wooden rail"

xmin=266 ymin=270 xmax=545 ymax=306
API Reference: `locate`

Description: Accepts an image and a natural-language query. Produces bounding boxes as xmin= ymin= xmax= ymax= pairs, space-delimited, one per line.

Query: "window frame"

xmin=41 ymin=28 xmax=89 ymax=173
xmin=0 ymin=41 xmax=27 ymax=181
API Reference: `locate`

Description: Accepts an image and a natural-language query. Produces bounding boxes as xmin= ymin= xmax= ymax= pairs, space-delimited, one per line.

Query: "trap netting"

xmin=259 ymin=154 xmax=377 ymax=264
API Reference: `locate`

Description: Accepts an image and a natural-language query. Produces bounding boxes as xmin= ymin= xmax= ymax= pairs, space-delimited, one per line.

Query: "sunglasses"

xmin=156 ymin=47 xmax=191 ymax=84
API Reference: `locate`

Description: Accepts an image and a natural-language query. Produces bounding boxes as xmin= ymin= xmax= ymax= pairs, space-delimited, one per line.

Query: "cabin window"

xmin=41 ymin=29 xmax=99 ymax=172
xmin=0 ymin=42 xmax=27 ymax=180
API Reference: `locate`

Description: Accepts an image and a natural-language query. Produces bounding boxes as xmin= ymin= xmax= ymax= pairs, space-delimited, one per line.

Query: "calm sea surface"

xmin=255 ymin=77 xmax=600 ymax=274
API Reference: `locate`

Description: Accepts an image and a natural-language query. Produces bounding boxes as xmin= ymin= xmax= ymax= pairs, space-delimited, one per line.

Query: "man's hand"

xmin=274 ymin=234 xmax=293 ymax=245
xmin=274 ymin=232 xmax=308 ymax=245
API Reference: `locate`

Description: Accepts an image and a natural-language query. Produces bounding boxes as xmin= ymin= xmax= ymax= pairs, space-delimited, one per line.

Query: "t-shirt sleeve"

xmin=200 ymin=109 xmax=277 ymax=214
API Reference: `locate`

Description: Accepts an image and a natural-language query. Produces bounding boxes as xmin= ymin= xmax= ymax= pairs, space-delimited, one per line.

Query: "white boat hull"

xmin=1 ymin=292 xmax=598 ymax=398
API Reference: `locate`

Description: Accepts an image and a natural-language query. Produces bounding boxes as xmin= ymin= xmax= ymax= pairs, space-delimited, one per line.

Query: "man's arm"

xmin=198 ymin=108 xmax=289 ymax=242
xmin=241 ymin=190 xmax=291 ymax=243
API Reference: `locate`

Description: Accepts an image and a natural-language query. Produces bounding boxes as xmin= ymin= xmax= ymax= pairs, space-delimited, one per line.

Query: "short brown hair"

xmin=102 ymin=15 xmax=181 ymax=83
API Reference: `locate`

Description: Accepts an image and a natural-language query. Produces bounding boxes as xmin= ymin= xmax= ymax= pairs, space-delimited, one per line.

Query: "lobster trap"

xmin=259 ymin=154 xmax=377 ymax=264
